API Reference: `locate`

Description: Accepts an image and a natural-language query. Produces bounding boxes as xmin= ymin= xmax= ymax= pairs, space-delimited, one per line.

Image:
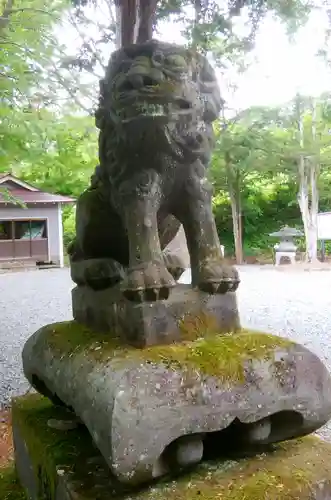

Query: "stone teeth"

xmin=139 ymin=103 xmax=164 ymax=115
xmin=119 ymin=103 xmax=165 ymax=119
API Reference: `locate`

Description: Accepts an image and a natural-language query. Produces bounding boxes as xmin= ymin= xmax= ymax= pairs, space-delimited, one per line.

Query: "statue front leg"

xmin=117 ymin=172 xmax=175 ymax=302
xmin=177 ymin=169 xmax=240 ymax=294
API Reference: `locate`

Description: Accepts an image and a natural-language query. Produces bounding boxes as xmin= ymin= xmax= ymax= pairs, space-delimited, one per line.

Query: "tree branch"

xmin=0 ymin=7 xmax=59 ymax=17
xmin=0 ymin=0 xmax=14 ymax=36
xmin=48 ymin=65 xmax=94 ymax=114
xmin=0 ymin=71 xmax=17 ymax=80
xmin=68 ymin=11 xmax=106 ymax=71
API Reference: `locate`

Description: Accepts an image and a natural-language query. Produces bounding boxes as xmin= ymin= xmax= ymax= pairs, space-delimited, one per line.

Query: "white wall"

xmin=0 ymin=203 xmax=63 ymax=265
xmin=317 ymin=212 xmax=331 ymax=240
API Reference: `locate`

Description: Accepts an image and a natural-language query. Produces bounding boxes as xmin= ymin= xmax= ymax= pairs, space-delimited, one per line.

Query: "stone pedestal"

xmin=12 ymin=394 xmax=331 ymax=500
xmin=22 ymin=323 xmax=331 ymax=486
xmin=72 ymin=284 xmax=240 ymax=347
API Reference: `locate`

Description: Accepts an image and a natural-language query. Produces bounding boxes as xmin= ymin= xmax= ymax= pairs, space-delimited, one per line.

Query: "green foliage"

xmin=0 ymin=0 xmax=68 ymax=105
xmin=62 ymin=205 xmax=76 ymax=248
xmin=58 ymin=0 xmax=314 ymax=109
xmin=1 ymin=0 xmax=330 ymax=259
xmin=211 ymin=96 xmax=331 ymax=257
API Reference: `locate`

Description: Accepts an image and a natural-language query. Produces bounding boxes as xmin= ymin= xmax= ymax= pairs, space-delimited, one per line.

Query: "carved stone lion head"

xmin=96 ymin=40 xmax=222 ymax=166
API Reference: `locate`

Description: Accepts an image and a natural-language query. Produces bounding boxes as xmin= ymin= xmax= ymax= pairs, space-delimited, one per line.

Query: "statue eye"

xmin=165 ymin=54 xmax=187 ymax=69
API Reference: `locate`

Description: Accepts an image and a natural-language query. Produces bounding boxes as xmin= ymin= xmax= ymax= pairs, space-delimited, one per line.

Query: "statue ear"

xmin=198 ymin=56 xmax=222 ymax=123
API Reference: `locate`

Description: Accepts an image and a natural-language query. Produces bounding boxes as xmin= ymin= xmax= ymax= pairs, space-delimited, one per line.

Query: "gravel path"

xmin=0 ymin=268 xmax=72 ymax=407
xmin=1 ymin=266 xmax=331 ymax=438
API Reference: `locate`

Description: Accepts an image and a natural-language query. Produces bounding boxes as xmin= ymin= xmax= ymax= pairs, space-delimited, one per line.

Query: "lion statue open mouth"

xmin=69 ymin=39 xmax=239 ymax=302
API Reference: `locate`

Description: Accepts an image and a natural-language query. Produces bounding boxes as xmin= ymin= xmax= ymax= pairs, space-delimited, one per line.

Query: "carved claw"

xmin=121 ymin=261 xmax=176 ymax=303
xmin=197 ymin=261 xmax=240 ymax=295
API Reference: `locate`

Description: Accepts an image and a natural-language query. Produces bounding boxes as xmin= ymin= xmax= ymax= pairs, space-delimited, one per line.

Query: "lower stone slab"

xmin=71 ymin=283 xmax=240 ymax=347
xmin=12 ymin=394 xmax=331 ymax=499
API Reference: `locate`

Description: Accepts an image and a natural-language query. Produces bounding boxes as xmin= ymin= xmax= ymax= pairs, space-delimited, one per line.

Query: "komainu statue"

xmin=17 ymin=38 xmax=331 ymax=498
xmin=69 ymin=39 xmax=239 ymax=302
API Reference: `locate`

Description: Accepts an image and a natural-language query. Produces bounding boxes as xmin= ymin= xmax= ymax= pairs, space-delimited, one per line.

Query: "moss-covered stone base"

xmin=12 ymin=394 xmax=331 ymax=499
xmin=0 ymin=467 xmax=26 ymax=500
xmin=27 ymin=320 xmax=294 ymax=384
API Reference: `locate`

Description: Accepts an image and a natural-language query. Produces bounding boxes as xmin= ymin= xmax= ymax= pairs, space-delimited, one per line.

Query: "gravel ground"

xmin=1 ymin=265 xmax=331 ymax=439
xmin=0 ymin=268 xmax=73 ymax=407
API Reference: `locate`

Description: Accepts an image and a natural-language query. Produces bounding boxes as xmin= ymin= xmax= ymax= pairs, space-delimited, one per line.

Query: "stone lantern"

xmin=269 ymin=226 xmax=303 ymax=265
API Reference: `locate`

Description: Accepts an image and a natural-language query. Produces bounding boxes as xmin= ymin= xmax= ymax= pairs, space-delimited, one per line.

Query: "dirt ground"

xmin=0 ymin=410 xmax=13 ymax=467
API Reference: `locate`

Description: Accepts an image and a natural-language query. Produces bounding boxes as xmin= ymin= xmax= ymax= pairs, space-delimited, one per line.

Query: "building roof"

xmin=0 ymin=173 xmax=75 ymax=205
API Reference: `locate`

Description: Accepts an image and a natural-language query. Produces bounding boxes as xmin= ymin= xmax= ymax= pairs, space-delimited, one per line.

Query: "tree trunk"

xmin=295 ymin=94 xmax=320 ymax=263
xmin=114 ymin=3 xmax=123 ymax=49
xmin=297 ymin=157 xmax=310 ymax=256
xmin=306 ymin=159 xmax=319 ymax=262
xmin=307 ymin=99 xmax=319 ymax=262
xmin=114 ymin=0 xmax=137 ymax=47
xmin=192 ymin=0 xmax=202 ymax=50
xmin=114 ymin=0 xmax=157 ymax=47
xmin=229 ymin=189 xmax=243 ymax=265
xmin=136 ymin=0 xmax=157 ymax=43
xmin=297 ymin=158 xmax=319 ymax=263
xmin=237 ymin=187 xmax=243 ymax=262
xmin=225 ymin=154 xmax=243 ymax=264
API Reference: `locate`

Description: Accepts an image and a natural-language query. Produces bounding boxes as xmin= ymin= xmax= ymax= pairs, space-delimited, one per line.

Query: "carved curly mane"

xmin=94 ymin=40 xmax=222 ymax=181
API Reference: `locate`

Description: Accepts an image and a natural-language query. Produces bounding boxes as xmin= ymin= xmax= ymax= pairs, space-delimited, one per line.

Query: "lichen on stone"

xmin=0 ymin=466 xmax=25 ymax=500
xmin=11 ymin=395 xmax=128 ymax=498
xmin=133 ymin=437 xmax=331 ymax=500
xmin=11 ymin=394 xmax=331 ymax=500
xmin=40 ymin=321 xmax=294 ymax=384
xmin=178 ymin=311 xmax=222 ymax=341
xmin=134 ymin=331 xmax=293 ymax=383
xmin=12 ymin=394 xmax=97 ymax=499
xmin=41 ymin=320 xmax=120 ymax=358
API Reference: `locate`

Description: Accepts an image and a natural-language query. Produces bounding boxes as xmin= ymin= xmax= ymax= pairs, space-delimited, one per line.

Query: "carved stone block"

xmin=22 ymin=325 xmax=331 ymax=486
xmin=71 ymin=284 xmax=240 ymax=347
xmin=12 ymin=394 xmax=331 ymax=500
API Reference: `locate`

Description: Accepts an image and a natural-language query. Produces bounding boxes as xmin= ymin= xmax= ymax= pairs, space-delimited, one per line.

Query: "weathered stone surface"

xmin=22 ymin=323 xmax=331 ymax=485
xmin=11 ymin=394 xmax=331 ymax=499
xmin=72 ymin=283 xmax=240 ymax=347
xmin=69 ymin=39 xmax=240 ymax=301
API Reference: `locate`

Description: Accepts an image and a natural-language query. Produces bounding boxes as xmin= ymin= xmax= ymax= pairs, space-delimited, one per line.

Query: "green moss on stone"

xmin=136 ymin=331 xmax=292 ymax=383
xmin=135 ymin=437 xmax=331 ymax=500
xmin=12 ymin=394 xmax=101 ymax=499
xmin=11 ymin=394 xmax=331 ymax=500
xmin=42 ymin=321 xmax=293 ymax=384
xmin=12 ymin=395 xmax=128 ymax=498
xmin=41 ymin=321 xmax=120 ymax=359
xmin=0 ymin=466 xmax=26 ymax=500
xmin=178 ymin=311 xmax=222 ymax=341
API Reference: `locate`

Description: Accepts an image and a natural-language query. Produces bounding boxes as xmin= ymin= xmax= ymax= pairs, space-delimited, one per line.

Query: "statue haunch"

xmin=69 ymin=40 xmax=240 ymax=302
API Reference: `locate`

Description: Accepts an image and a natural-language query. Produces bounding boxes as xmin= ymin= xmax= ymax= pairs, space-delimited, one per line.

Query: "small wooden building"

xmin=0 ymin=173 xmax=74 ymax=268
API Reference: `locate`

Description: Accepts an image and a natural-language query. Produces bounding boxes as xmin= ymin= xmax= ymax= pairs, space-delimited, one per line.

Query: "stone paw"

xmin=197 ymin=260 xmax=240 ymax=294
xmin=163 ymin=252 xmax=186 ymax=281
xmin=121 ymin=261 xmax=176 ymax=302
xmin=70 ymin=258 xmax=125 ymax=290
